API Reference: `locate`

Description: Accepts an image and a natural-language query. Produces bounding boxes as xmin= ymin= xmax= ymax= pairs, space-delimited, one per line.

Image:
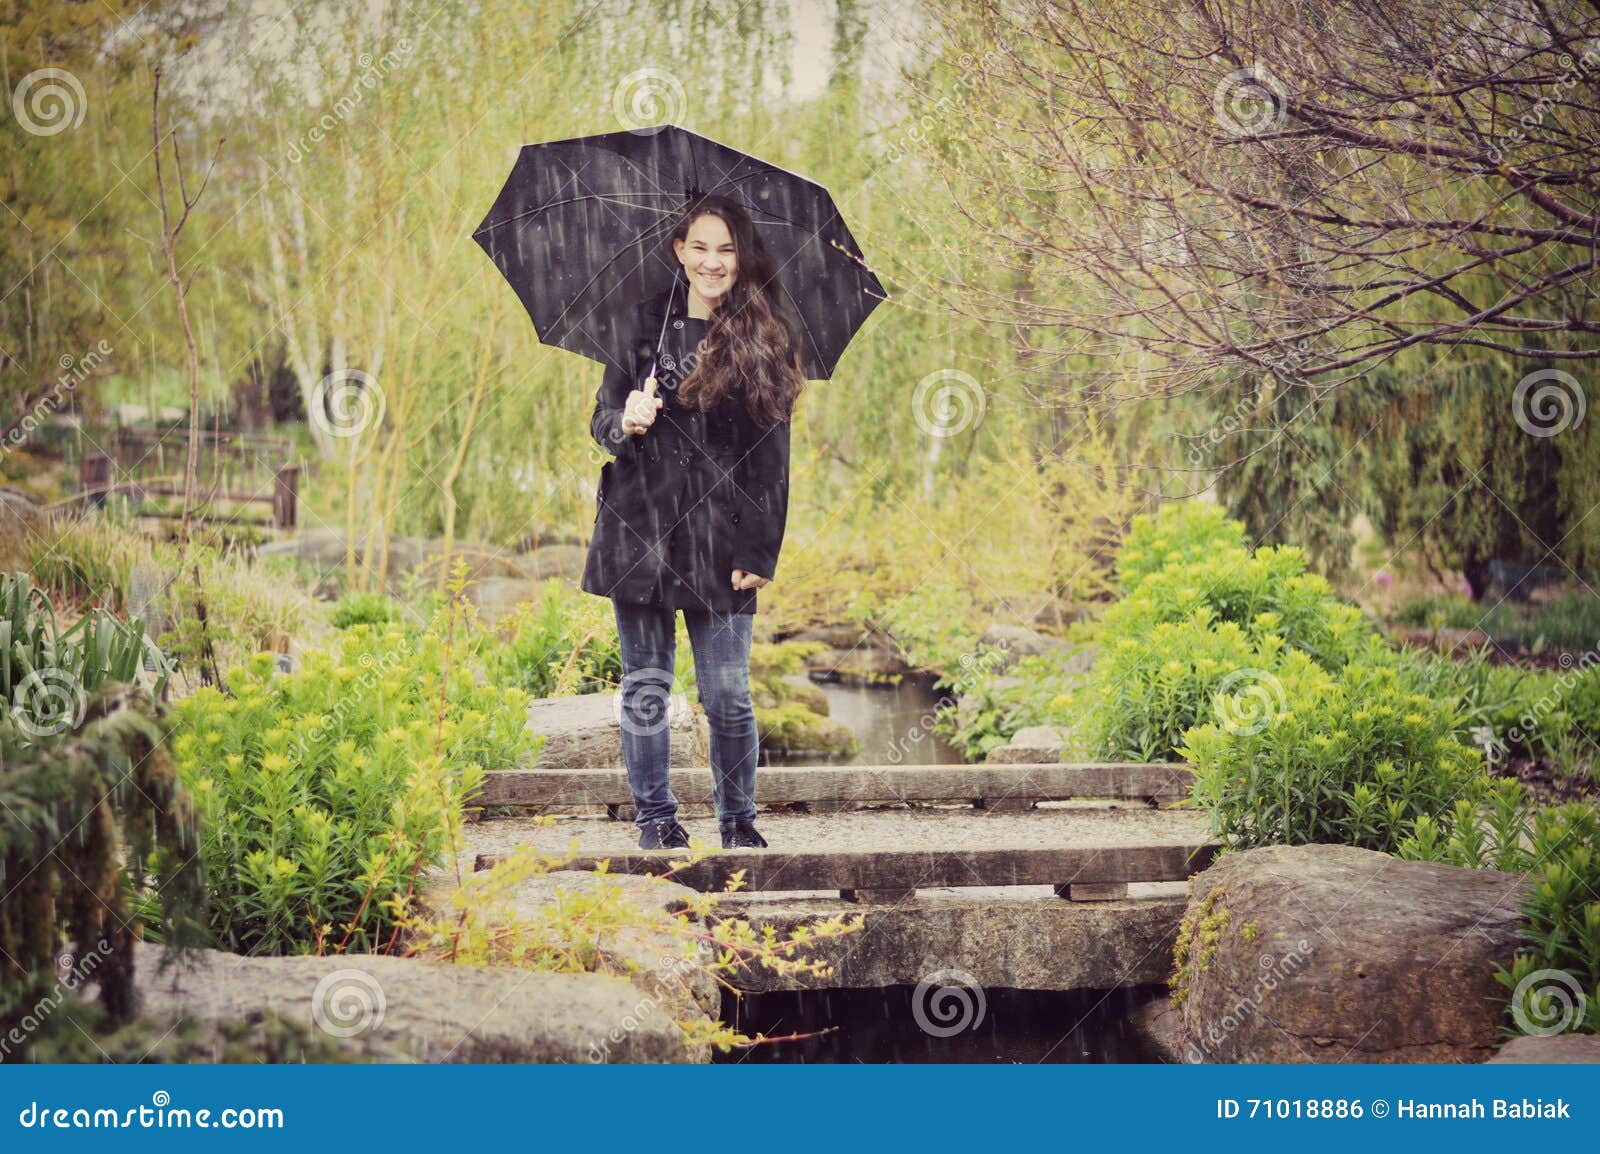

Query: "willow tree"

xmin=898 ymin=0 xmax=1600 ymax=579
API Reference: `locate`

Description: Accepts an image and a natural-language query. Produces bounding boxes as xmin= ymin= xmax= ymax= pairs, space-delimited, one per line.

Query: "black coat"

xmin=580 ymin=287 xmax=791 ymax=615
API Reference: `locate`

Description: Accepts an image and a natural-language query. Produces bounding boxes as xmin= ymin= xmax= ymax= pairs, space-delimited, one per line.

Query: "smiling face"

xmin=674 ymin=212 xmax=739 ymax=311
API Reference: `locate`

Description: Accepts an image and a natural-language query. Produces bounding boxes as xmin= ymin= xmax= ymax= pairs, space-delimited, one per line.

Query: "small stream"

xmin=770 ymin=670 xmax=967 ymax=766
xmin=714 ymin=985 xmax=1166 ymax=1064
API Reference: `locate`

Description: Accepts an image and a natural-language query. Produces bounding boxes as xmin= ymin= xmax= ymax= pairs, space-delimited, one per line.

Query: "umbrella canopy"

xmin=471 ymin=123 xmax=885 ymax=381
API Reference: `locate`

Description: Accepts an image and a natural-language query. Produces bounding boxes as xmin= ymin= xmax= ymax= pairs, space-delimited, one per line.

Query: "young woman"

xmin=580 ymin=194 xmax=806 ymax=851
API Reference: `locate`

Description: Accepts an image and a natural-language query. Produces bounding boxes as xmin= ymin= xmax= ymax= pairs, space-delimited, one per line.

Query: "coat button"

xmin=672 ymin=319 xmax=684 ymax=329
xmin=661 ymin=353 xmax=676 ymax=370
xmin=731 ymin=512 xmax=740 ymax=525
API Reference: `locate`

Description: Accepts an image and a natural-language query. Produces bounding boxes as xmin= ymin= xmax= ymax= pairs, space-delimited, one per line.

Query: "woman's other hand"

xmin=621 ymin=376 xmax=663 ymax=435
xmin=731 ymin=569 xmax=770 ymax=591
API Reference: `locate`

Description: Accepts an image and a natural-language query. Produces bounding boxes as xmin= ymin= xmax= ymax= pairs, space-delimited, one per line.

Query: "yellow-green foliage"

xmin=171 ymin=573 xmax=539 ymax=955
xmin=1170 ymin=885 xmax=1232 ymax=1009
xmin=399 ymin=839 xmax=866 ymax=1056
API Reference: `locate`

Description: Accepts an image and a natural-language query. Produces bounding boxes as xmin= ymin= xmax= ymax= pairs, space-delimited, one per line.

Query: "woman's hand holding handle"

xmin=621 ymin=376 xmax=663 ymax=436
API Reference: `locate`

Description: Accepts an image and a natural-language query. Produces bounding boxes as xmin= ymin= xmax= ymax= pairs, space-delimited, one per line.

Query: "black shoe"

xmin=638 ymin=818 xmax=691 ymax=850
xmin=721 ymin=821 xmax=768 ymax=850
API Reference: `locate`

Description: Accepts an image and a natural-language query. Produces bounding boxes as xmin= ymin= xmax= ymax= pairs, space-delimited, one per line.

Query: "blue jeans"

xmin=611 ymin=599 xmax=760 ymax=831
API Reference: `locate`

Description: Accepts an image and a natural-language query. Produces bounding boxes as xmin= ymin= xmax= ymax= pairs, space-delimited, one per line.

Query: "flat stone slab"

xmin=706 ymin=890 xmax=1188 ymax=993
xmin=468 ymin=808 xmax=1218 ymax=893
xmin=126 ymin=940 xmax=699 ymax=1063
xmin=525 ymin=692 xmax=709 ymax=770
xmin=474 ymin=762 xmax=1194 ymax=808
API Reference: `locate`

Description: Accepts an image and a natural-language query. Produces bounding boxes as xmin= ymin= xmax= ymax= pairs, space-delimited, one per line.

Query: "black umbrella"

xmin=471 ymin=123 xmax=885 ymax=382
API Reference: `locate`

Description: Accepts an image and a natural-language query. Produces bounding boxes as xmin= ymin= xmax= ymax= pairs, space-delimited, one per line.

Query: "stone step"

xmin=471 ymin=761 xmax=1193 ymax=810
xmin=468 ymin=807 xmax=1217 ymax=898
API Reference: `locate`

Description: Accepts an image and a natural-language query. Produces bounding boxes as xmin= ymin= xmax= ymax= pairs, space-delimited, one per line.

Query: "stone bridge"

xmin=464 ymin=760 xmax=1213 ymax=995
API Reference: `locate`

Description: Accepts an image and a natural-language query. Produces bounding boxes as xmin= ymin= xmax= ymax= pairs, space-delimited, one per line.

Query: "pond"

xmin=714 ymin=985 xmax=1167 ymax=1064
xmin=771 ymin=670 xmax=968 ymax=766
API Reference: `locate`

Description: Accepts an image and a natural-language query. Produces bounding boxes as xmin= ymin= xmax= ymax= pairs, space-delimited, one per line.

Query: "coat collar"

xmin=641 ymin=281 xmax=689 ymax=325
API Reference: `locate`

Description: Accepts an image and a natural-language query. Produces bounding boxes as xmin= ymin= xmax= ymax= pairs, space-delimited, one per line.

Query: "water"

xmin=714 ymin=985 xmax=1167 ymax=1064
xmin=772 ymin=671 xmax=967 ymax=766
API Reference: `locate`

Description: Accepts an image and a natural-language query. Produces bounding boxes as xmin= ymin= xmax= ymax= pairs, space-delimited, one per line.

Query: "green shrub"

xmin=1081 ymin=612 xmax=1270 ymax=762
xmin=2 ymin=681 xmax=205 ymax=1034
xmin=171 ymin=621 xmax=539 ymax=955
xmin=330 ymin=591 xmax=405 ymax=630
xmin=931 ymin=647 xmax=1080 ymax=761
xmin=1116 ymin=502 xmax=1249 ymax=594
xmin=1394 ymin=594 xmax=1495 ymax=631
xmin=480 ymin=580 xmax=621 ymax=698
xmin=1105 ymin=545 xmax=1376 ymax=669
xmin=1178 ymin=653 xmax=1487 ymax=852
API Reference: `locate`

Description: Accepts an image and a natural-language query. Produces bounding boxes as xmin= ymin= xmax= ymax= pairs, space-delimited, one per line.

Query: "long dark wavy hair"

xmin=669 ymin=194 xmax=806 ymax=430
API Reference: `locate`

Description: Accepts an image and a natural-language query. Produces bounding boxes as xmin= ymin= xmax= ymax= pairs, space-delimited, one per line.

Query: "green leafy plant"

xmin=171 ymin=578 xmax=540 ymax=955
xmin=2 ymin=572 xmax=172 ymax=715
xmin=330 ymin=590 xmax=405 ymax=630
xmin=1116 ymin=501 xmax=1249 ymax=594
xmin=1178 ymin=652 xmax=1487 ymax=852
xmin=479 ymin=579 xmax=621 ymax=698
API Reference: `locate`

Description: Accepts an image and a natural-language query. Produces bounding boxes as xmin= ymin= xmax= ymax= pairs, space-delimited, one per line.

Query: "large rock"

xmin=1487 ymin=1035 xmax=1600 ymax=1063
xmin=1174 ymin=843 xmax=1529 ymax=1063
xmin=468 ymin=575 xmax=541 ymax=627
xmin=127 ymin=940 xmax=698 ymax=1063
xmin=985 ymin=724 xmax=1073 ymax=764
xmin=527 ymin=692 xmax=710 ymax=769
xmin=0 ymin=485 xmax=46 ymax=538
